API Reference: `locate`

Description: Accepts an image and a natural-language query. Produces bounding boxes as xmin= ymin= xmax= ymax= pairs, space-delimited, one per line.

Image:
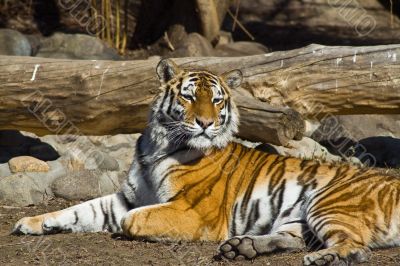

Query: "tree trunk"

xmin=1 ymin=44 xmax=399 ymax=145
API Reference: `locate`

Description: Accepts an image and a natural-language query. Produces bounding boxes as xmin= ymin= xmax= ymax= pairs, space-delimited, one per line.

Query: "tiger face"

xmin=153 ymin=59 xmax=243 ymax=150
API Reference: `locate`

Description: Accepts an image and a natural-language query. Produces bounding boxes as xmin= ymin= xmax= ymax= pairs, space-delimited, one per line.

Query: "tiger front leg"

xmin=121 ymin=201 xmax=220 ymax=241
xmin=12 ymin=192 xmax=132 ymax=235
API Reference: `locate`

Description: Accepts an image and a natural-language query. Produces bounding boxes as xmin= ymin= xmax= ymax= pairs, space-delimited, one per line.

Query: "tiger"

xmin=12 ymin=59 xmax=400 ymax=265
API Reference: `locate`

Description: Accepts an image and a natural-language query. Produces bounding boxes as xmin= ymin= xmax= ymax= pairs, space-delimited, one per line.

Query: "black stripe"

xmin=254 ymin=199 xmax=260 ymax=222
xmin=240 ymin=153 xmax=268 ymax=219
xmin=209 ymin=79 xmax=217 ymax=85
xmin=267 ymin=157 xmax=287 ymax=194
xmin=282 ymin=219 xmax=307 ymax=225
xmin=73 ymin=211 xmax=79 ymax=225
xmin=243 ymin=199 xmax=260 ymax=234
xmin=110 ymin=199 xmax=118 ymax=231
xmin=90 ymin=203 xmax=97 ymax=220
xmin=159 ymin=85 xmax=170 ymax=111
xmin=230 ymin=203 xmax=238 ymax=236
xmin=100 ymin=200 xmax=109 ymax=231
xmin=226 ymin=99 xmax=232 ymax=125
xmin=166 ymin=90 xmax=175 ymax=115
xmin=272 ymin=179 xmax=286 ymax=220
xmin=294 ymin=185 xmax=309 ymax=206
xmin=280 ymin=207 xmax=294 ymax=218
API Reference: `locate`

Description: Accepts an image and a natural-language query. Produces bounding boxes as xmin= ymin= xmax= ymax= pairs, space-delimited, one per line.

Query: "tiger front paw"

xmin=218 ymin=236 xmax=258 ymax=260
xmin=12 ymin=216 xmax=46 ymax=235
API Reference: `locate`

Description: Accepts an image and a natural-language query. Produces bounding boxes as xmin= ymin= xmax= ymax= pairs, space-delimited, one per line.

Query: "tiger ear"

xmin=221 ymin=69 xmax=243 ymax=89
xmin=156 ymin=59 xmax=182 ymax=83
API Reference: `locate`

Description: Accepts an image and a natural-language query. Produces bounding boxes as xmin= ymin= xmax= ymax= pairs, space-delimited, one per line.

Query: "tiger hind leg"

xmin=304 ymin=207 xmax=372 ymax=265
xmin=303 ymin=239 xmax=371 ymax=266
xmin=218 ymin=222 xmax=306 ymax=260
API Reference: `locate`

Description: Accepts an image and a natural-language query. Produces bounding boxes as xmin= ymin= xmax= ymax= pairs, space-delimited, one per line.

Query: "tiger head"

xmin=151 ymin=59 xmax=242 ymax=150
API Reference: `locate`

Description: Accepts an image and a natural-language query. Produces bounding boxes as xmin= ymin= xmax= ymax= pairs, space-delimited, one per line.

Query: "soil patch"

xmin=1 ymin=199 xmax=400 ymax=265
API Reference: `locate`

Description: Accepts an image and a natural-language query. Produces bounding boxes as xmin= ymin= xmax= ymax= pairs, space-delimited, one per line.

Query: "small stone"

xmin=8 ymin=156 xmax=50 ymax=173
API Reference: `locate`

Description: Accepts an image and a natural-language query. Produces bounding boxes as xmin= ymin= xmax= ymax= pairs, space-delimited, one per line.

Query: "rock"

xmin=0 ymin=159 xmax=66 ymax=206
xmin=0 ymin=160 xmax=66 ymax=206
xmin=166 ymin=24 xmax=188 ymax=47
xmin=36 ymin=32 xmax=120 ymax=60
xmin=85 ymin=151 xmax=120 ymax=171
xmin=25 ymin=34 xmax=42 ymax=56
xmin=170 ymin=33 xmax=214 ymax=57
xmin=214 ymin=31 xmax=234 ymax=46
xmin=214 ymin=41 xmax=270 ymax=56
xmin=0 ymin=29 xmax=31 ymax=56
xmin=311 ymin=115 xmax=400 ymax=168
xmin=0 ymin=173 xmax=46 ymax=206
xmin=311 ymin=115 xmax=400 ymax=142
xmin=61 ymin=154 xmax=85 ymax=172
xmin=8 ymin=156 xmax=50 ymax=173
xmin=51 ymin=170 xmax=121 ymax=201
xmin=103 ymin=134 xmax=139 ymax=172
xmin=94 ymin=134 xmax=139 ymax=148
xmin=28 ymin=143 xmax=59 ymax=161
xmin=0 ymin=163 xmax=11 ymax=177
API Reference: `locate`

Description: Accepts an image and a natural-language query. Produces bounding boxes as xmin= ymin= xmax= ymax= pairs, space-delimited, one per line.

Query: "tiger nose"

xmin=195 ymin=117 xmax=213 ymax=129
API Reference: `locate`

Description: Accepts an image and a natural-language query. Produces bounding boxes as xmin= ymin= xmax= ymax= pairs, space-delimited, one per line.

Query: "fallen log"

xmin=0 ymin=55 xmax=304 ymax=146
xmin=1 ymin=44 xmax=400 ymax=145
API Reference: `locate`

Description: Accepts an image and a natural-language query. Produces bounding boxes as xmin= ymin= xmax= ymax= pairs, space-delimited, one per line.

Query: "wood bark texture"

xmin=1 ymin=44 xmax=399 ymax=145
xmin=0 ymin=54 xmax=303 ymax=146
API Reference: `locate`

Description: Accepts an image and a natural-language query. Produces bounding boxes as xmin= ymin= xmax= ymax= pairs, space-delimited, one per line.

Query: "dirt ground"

xmin=1 ymin=199 xmax=400 ymax=266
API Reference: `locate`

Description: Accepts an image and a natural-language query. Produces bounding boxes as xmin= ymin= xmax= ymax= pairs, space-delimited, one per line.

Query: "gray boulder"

xmin=0 ymin=173 xmax=45 ymax=206
xmin=0 ymin=29 xmax=31 ymax=56
xmin=214 ymin=41 xmax=270 ymax=56
xmin=51 ymin=170 xmax=121 ymax=201
xmin=0 ymin=159 xmax=67 ymax=206
xmin=312 ymin=115 xmax=400 ymax=142
xmin=0 ymin=163 xmax=11 ymax=178
xmin=84 ymin=151 xmax=120 ymax=171
xmin=311 ymin=115 xmax=400 ymax=168
xmin=36 ymin=33 xmax=120 ymax=60
xmin=170 ymin=33 xmax=214 ymax=57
